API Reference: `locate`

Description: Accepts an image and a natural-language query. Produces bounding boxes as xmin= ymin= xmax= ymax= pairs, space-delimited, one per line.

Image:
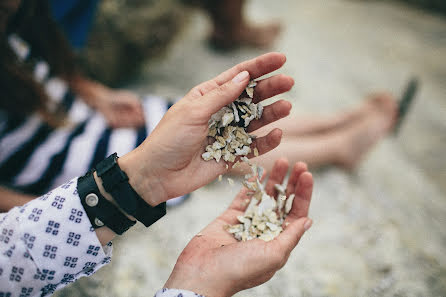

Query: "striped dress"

xmin=0 ymin=34 xmax=171 ymax=196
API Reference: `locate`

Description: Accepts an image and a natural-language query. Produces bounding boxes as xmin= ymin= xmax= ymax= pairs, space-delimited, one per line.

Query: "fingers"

xmin=189 ymin=53 xmax=288 ymax=99
xmin=264 ymin=158 xmax=289 ymax=196
xmin=273 ymin=162 xmax=313 ymax=259
xmin=252 ymin=74 xmax=295 ymax=103
xmin=118 ymin=97 xmax=145 ymax=124
xmin=187 ymin=53 xmax=293 ymax=122
xmin=272 ymin=217 xmax=312 ymax=258
xmin=106 ymin=93 xmax=146 ymax=128
xmin=201 ymin=71 xmax=251 ymax=115
xmin=213 ymin=52 xmax=287 ymax=85
xmin=287 ymin=171 xmax=313 ymax=219
xmin=120 ymin=109 xmax=145 ymax=127
xmin=108 ymin=110 xmax=144 ymax=128
xmin=249 ymin=128 xmax=282 ymax=158
xmin=247 ymin=100 xmax=292 ymax=132
xmin=285 ymin=162 xmax=308 ymax=197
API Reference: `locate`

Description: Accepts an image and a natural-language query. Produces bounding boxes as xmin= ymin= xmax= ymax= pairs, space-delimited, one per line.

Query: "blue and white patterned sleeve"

xmin=0 ymin=178 xmax=112 ymax=297
xmin=154 ymin=288 xmax=206 ymax=297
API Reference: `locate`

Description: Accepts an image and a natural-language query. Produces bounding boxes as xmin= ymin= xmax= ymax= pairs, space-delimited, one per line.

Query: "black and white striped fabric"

xmin=0 ymin=34 xmax=170 ymax=196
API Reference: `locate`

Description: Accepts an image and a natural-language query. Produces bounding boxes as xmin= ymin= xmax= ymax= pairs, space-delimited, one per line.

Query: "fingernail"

xmin=232 ymin=71 xmax=249 ymax=83
xmin=304 ymin=218 xmax=312 ymax=231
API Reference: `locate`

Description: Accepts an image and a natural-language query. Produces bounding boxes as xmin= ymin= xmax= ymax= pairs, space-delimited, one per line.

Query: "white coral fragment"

xmin=201 ymin=152 xmax=213 ymax=161
xmin=202 ymin=80 xmax=263 ymax=164
xmin=235 ymin=146 xmax=251 ymax=156
xmin=246 ymin=81 xmax=257 ymax=98
xmin=257 ymin=104 xmax=263 ymax=119
xmin=254 ymin=147 xmax=259 ymax=157
xmin=285 ymin=194 xmax=295 ymax=214
xmin=221 ymin=112 xmax=234 ymax=127
xmin=226 ymin=162 xmax=297 ymax=242
xmin=274 ymin=184 xmax=286 ymax=194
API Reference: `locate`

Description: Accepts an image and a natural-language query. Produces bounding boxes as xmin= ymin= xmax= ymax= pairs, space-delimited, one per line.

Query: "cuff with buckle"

xmin=95 ymin=153 xmax=166 ymax=227
xmin=77 ymin=170 xmax=136 ymax=235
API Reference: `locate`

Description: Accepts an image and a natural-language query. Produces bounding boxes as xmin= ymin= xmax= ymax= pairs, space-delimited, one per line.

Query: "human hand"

xmin=164 ymin=159 xmax=314 ymax=297
xmin=0 ymin=186 xmax=35 ymax=212
xmin=95 ymin=89 xmax=145 ymax=128
xmin=120 ymin=53 xmax=295 ymax=206
xmin=70 ymin=76 xmax=145 ymax=128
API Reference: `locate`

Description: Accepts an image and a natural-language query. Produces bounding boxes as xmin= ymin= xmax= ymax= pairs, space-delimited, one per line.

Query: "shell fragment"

xmin=202 ymin=80 xmax=262 ymax=164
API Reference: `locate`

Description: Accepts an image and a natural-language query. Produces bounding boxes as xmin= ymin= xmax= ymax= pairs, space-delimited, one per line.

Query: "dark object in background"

xmin=50 ymin=0 xmax=100 ymax=49
xmin=79 ymin=0 xmax=187 ymax=86
xmin=394 ymin=77 xmax=419 ymax=134
xmin=400 ymin=0 xmax=446 ymax=15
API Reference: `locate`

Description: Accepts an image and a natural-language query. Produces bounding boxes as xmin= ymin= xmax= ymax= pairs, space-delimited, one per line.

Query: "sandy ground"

xmin=55 ymin=0 xmax=446 ymax=296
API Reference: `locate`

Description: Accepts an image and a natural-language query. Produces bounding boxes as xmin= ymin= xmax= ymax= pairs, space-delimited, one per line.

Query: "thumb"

xmin=274 ymin=217 xmax=312 ymax=256
xmin=203 ymin=71 xmax=250 ymax=115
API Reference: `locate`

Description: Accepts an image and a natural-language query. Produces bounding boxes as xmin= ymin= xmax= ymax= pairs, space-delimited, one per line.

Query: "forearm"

xmin=0 ymin=179 xmax=112 ymax=295
xmin=91 ymin=169 xmax=137 ymax=245
xmin=0 ymin=186 xmax=35 ymax=212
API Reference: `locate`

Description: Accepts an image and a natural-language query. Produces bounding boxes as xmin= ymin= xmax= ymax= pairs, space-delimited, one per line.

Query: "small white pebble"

xmin=227 ymin=178 xmax=234 ymax=186
xmin=218 ymin=175 xmax=222 ymax=182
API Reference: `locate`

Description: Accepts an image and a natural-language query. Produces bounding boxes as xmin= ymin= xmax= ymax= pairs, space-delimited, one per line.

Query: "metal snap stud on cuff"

xmin=86 ymin=193 xmax=99 ymax=207
xmin=94 ymin=218 xmax=104 ymax=227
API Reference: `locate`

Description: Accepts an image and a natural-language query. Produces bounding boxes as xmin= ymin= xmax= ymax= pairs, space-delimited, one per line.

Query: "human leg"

xmin=253 ymin=93 xmax=394 ymax=137
xmin=232 ymin=135 xmax=344 ymax=175
xmin=231 ymin=93 xmax=397 ymax=174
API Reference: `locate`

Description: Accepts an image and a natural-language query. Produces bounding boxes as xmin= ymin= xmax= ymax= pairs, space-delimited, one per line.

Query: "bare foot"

xmin=335 ymin=93 xmax=398 ymax=170
xmin=210 ymin=22 xmax=282 ymax=50
xmin=238 ymin=22 xmax=282 ymax=48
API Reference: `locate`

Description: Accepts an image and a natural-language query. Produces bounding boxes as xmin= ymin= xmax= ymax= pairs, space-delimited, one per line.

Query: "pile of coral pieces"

xmin=202 ymin=81 xmax=262 ymax=163
xmin=227 ymin=159 xmax=295 ymax=242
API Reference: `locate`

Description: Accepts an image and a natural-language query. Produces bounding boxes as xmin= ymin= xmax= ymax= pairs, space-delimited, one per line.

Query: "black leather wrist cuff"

xmin=77 ymin=170 xmax=136 ymax=235
xmin=95 ymin=153 xmax=166 ymax=227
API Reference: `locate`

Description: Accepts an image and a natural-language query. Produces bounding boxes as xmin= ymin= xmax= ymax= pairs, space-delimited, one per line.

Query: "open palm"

xmin=164 ymin=159 xmax=314 ymax=297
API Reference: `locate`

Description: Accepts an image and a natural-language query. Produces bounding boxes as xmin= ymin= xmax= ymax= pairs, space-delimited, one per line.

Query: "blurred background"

xmin=55 ymin=0 xmax=446 ymax=296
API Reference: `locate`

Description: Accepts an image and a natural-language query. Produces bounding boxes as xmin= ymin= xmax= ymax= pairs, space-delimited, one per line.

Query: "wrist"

xmin=77 ymin=170 xmax=137 ymax=239
xmin=118 ymin=148 xmax=167 ymax=206
xmin=92 ymin=153 xmax=166 ymax=228
xmin=93 ymin=171 xmax=135 ymax=221
xmin=164 ymin=263 xmax=234 ymax=297
xmin=164 ymin=278 xmax=231 ymax=297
